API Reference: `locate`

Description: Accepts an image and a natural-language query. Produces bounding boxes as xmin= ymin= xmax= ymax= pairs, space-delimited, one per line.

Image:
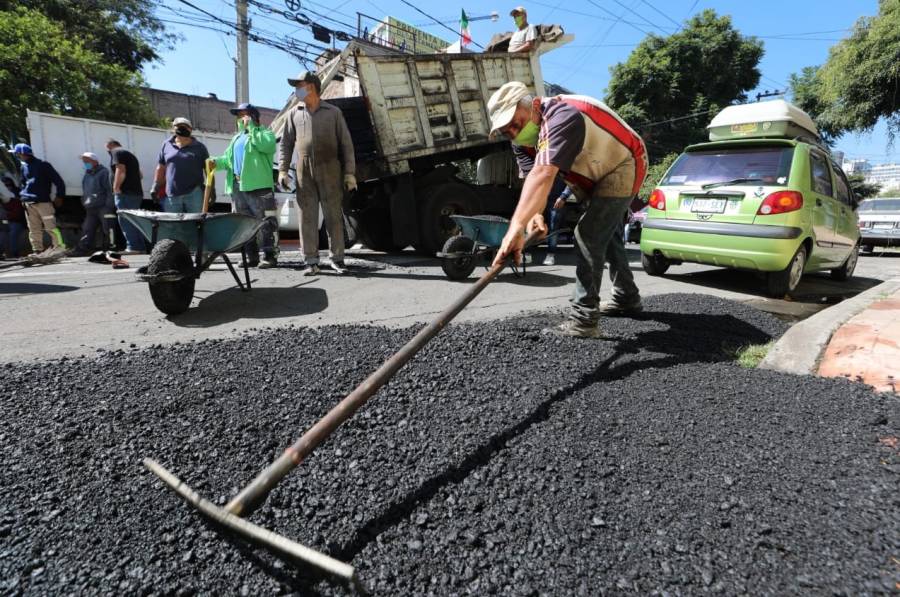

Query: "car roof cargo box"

xmin=707 ymin=100 xmax=820 ymax=144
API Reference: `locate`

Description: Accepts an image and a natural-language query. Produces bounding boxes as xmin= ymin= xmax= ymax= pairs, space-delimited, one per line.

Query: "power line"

xmin=638 ymin=0 xmax=681 ymax=29
xmin=585 ymin=0 xmax=651 ymax=36
xmin=398 ymin=0 xmax=485 ymax=50
xmin=609 ymin=0 xmax=666 ymax=33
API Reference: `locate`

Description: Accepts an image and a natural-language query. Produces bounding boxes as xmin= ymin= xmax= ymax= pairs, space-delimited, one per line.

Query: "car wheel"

xmin=831 ymin=241 xmax=859 ymax=281
xmin=641 ymin=252 xmax=670 ymax=276
xmin=860 ymin=244 xmax=874 ymax=254
xmin=766 ymin=245 xmax=807 ymax=297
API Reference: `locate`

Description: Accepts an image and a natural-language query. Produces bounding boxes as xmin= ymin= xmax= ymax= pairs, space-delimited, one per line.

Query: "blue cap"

xmin=229 ymin=103 xmax=259 ymax=116
xmin=8 ymin=143 xmax=33 ymax=156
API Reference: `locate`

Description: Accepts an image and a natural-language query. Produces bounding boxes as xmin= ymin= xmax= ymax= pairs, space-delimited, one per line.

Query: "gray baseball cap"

xmin=287 ymin=70 xmax=321 ymax=92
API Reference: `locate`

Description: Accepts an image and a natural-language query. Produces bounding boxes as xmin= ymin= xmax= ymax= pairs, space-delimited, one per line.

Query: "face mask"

xmin=294 ymin=87 xmax=309 ymax=101
xmin=514 ymin=15 xmax=525 ymax=27
xmin=513 ymin=121 xmax=539 ymax=147
xmin=83 ymin=162 xmax=92 ymax=171
xmin=175 ymin=127 xmax=191 ymax=137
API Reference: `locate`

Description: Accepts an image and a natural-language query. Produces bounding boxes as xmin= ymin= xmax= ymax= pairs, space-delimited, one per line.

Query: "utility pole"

xmin=235 ymin=0 xmax=250 ymax=104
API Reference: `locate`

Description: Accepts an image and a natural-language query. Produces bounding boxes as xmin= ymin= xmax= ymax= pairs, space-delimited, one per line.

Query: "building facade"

xmin=142 ymin=88 xmax=281 ymax=134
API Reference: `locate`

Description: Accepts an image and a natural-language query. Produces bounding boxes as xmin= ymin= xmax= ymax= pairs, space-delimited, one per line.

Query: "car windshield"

xmin=859 ymin=199 xmax=900 ymax=211
xmin=662 ymin=146 xmax=794 ymax=187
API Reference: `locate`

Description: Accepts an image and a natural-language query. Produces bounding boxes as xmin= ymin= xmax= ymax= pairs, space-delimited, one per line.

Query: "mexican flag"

xmin=460 ymin=9 xmax=471 ymax=47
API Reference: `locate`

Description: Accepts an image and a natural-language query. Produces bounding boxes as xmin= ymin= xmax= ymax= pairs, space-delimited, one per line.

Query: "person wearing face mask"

xmin=278 ymin=71 xmax=356 ymax=276
xmin=207 ymin=103 xmax=278 ymax=268
xmin=488 ymin=81 xmax=648 ymax=338
xmin=71 ymin=152 xmax=115 ymax=256
xmin=508 ymin=6 xmax=538 ymax=53
xmin=153 ymin=117 xmax=210 ymax=213
xmin=7 ymin=143 xmax=67 ymax=255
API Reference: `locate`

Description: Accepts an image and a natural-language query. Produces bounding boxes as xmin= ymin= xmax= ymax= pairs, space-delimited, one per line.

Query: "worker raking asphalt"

xmin=2 ymin=294 xmax=898 ymax=594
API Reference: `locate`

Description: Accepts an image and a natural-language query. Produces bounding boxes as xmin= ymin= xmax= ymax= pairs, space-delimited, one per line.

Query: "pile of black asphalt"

xmin=2 ymin=293 xmax=898 ymax=595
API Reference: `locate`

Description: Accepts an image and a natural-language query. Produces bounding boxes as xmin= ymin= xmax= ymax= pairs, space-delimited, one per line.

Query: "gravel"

xmin=2 ymin=293 xmax=898 ymax=595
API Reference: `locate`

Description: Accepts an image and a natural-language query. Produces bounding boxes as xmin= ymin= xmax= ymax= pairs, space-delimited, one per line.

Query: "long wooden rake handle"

xmin=224 ymin=232 xmax=541 ymax=517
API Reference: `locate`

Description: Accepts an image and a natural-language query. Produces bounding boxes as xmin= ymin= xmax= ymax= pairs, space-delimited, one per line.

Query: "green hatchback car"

xmin=640 ymin=101 xmax=860 ymax=296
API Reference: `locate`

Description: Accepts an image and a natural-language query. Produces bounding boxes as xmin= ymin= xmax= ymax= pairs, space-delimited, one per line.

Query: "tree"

xmin=789 ymin=1 xmax=900 ymax=139
xmin=639 ymin=153 xmax=679 ymax=199
xmin=0 ymin=8 xmax=159 ymax=140
xmin=879 ymin=187 xmax=900 ymax=198
xmin=605 ymin=10 xmax=763 ymax=163
xmin=0 ymin=0 xmax=175 ymax=72
xmin=848 ymin=174 xmax=881 ymax=200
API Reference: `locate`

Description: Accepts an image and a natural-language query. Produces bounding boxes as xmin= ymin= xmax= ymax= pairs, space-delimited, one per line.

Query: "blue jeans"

xmin=163 ymin=187 xmax=203 ymax=213
xmin=77 ymin=206 xmax=114 ymax=251
xmin=115 ymin=193 xmax=146 ymax=252
xmin=547 ymin=205 xmax=564 ymax=252
xmin=231 ymin=185 xmax=277 ymax=257
xmin=0 ymin=220 xmax=24 ymax=257
xmin=571 ymin=196 xmax=641 ymax=324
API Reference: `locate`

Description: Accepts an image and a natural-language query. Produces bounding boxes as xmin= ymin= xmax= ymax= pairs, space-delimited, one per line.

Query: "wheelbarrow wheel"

xmin=147 ymin=239 xmax=195 ymax=315
xmin=440 ymin=235 xmax=477 ymax=280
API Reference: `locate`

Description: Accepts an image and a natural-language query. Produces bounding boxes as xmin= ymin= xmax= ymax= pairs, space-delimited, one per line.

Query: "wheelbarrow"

xmin=437 ymin=215 xmax=566 ymax=280
xmin=119 ymin=209 xmax=265 ymax=315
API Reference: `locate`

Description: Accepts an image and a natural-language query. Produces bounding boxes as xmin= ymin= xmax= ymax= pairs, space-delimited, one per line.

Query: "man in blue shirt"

xmin=8 ymin=143 xmax=67 ymax=254
xmin=152 ymin=117 xmax=209 ymax=213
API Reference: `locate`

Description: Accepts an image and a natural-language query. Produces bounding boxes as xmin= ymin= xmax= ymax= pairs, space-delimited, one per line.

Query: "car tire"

xmin=641 ymin=252 xmax=670 ymax=276
xmin=831 ymin=241 xmax=859 ymax=281
xmin=766 ymin=244 xmax=807 ymax=297
xmin=860 ymin=243 xmax=874 ymax=254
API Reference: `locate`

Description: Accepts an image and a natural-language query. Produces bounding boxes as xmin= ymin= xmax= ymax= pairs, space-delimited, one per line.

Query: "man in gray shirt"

xmin=278 ymin=71 xmax=356 ymax=275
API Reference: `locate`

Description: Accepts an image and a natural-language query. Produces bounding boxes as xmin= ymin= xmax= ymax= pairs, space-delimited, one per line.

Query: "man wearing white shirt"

xmin=508 ymin=6 xmax=538 ymax=53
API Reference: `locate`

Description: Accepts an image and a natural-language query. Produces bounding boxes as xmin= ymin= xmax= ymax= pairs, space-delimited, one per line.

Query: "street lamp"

xmin=467 ymin=11 xmax=499 ymax=23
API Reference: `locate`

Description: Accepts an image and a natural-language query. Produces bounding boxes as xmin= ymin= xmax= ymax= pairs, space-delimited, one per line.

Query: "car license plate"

xmin=691 ymin=198 xmax=727 ymax=213
xmin=873 ymin=222 xmax=896 ymax=229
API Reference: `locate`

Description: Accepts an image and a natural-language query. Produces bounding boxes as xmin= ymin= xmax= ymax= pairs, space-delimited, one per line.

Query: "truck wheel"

xmin=641 ymin=252 xmax=670 ymax=276
xmin=147 ymin=239 xmax=195 ymax=315
xmin=831 ymin=241 xmax=859 ymax=281
xmin=417 ymin=183 xmax=477 ymax=256
xmin=440 ymin=235 xmax=477 ymax=280
xmin=358 ymin=208 xmax=402 ymax=253
xmin=766 ymin=245 xmax=807 ymax=297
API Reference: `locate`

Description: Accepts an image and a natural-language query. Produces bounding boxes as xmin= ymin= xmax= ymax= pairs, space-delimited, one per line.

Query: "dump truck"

xmin=271 ymin=35 xmax=572 ymax=254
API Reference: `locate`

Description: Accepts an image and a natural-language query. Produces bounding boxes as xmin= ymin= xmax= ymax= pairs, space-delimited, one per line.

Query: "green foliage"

xmin=879 ymin=187 xmax=900 ymax=198
xmin=848 ymin=173 xmax=881 ymax=200
xmin=0 ymin=0 xmax=175 ymax=71
xmin=0 ymin=8 xmax=159 ymax=140
xmin=606 ymin=10 xmax=763 ymax=163
xmin=731 ymin=341 xmax=774 ymax=369
xmin=639 ymin=152 xmax=679 ymax=199
xmin=790 ymin=1 xmax=900 ymax=139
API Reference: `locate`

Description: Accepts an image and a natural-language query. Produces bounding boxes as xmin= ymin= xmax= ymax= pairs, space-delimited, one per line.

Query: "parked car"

xmin=640 ymin=100 xmax=860 ymax=297
xmin=857 ymin=197 xmax=900 ymax=253
xmin=625 ymin=206 xmax=648 ymax=243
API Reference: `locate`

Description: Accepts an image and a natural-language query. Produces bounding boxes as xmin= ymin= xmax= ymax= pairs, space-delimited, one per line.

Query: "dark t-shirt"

xmin=157 ymin=137 xmax=209 ymax=197
xmin=109 ymin=147 xmax=143 ymax=196
xmin=513 ymin=99 xmax=585 ymax=177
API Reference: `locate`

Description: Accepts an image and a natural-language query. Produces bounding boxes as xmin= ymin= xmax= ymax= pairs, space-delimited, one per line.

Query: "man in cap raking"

xmin=488 ymin=82 xmax=648 ymax=338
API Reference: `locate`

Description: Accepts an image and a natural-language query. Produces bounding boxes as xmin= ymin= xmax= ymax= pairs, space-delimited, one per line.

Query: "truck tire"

xmin=358 ymin=208 xmax=402 ymax=253
xmin=766 ymin=245 xmax=806 ymax=297
xmin=416 ymin=183 xmax=477 ymax=256
xmin=440 ymin=235 xmax=477 ymax=280
xmin=147 ymin=239 xmax=195 ymax=315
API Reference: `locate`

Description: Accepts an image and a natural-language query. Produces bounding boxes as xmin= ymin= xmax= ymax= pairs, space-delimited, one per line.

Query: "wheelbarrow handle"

xmin=224 ymin=229 xmax=544 ymax=516
xmin=202 ymin=164 xmax=216 ymax=214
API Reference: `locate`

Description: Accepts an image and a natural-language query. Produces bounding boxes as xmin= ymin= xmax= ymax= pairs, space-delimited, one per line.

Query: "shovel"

xmin=144 ymin=230 xmax=543 ymax=585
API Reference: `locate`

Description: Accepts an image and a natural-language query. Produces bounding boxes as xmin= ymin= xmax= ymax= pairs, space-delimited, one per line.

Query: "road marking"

xmin=0 ymin=269 xmax=134 ymax=279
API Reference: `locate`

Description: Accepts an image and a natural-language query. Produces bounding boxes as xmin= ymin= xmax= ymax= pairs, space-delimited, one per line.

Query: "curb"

xmin=759 ymin=276 xmax=900 ymax=376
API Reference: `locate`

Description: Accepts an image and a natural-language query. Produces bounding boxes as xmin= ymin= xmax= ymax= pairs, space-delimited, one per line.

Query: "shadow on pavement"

xmin=169 ymin=284 xmax=328 ymax=327
xmin=0 ymin=282 xmax=79 ymax=295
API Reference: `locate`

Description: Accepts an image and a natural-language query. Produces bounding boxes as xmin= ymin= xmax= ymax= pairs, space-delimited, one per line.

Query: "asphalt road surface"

xmin=2 ymin=245 xmax=899 ymax=363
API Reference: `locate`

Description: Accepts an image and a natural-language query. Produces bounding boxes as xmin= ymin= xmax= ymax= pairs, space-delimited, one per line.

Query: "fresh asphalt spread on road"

xmin=2 ymin=293 xmax=898 ymax=594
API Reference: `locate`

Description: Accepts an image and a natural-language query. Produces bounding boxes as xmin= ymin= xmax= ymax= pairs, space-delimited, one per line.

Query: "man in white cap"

xmin=278 ymin=70 xmax=356 ymax=275
xmin=72 ymin=152 xmax=114 ymax=255
xmin=508 ymin=6 xmax=537 ymax=53
xmin=488 ymin=81 xmax=648 ymax=338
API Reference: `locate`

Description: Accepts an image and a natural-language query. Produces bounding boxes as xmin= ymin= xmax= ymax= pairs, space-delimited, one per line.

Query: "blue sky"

xmin=145 ymin=0 xmax=896 ymax=164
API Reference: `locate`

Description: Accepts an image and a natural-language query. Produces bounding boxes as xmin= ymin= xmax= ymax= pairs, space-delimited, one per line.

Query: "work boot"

xmin=258 ymin=252 xmax=277 ymax=269
xmin=542 ymin=253 xmax=555 ymax=266
xmin=329 ymin=260 xmax=346 ymax=274
xmin=543 ymin=318 xmax=602 ymax=339
xmin=304 ymin=264 xmax=320 ymax=276
xmin=598 ymin=300 xmax=644 ymax=317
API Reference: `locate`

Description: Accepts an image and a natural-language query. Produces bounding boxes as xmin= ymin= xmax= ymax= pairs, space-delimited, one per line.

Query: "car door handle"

xmin=816 ymin=198 xmax=823 ymax=207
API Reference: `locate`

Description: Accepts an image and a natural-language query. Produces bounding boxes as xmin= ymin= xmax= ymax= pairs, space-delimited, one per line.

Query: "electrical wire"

xmin=398 ymin=0 xmax=485 ymax=50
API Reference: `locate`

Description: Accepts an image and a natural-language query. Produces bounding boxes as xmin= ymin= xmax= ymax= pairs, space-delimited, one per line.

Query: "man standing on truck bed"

xmin=153 ymin=117 xmax=209 ymax=213
xmin=508 ymin=6 xmax=538 ymax=53
xmin=106 ymin=139 xmax=145 ymax=253
xmin=278 ymin=71 xmax=357 ymax=276
xmin=208 ymin=103 xmax=278 ymax=269
xmin=488 ymin=81 xmax=648 ymax=338
xmin=8 ymin=143 xmax=67 ymax=255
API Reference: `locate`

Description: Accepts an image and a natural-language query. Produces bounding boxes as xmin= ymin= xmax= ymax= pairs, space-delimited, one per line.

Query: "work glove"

xmin=277 ymin=171 xmax=291 ymax=191
xmin=343 ymin=173 xmax=357 ymax=193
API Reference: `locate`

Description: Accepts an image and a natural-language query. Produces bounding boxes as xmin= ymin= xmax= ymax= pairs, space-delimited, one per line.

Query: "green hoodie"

xmin=211 ymin=120 xmax=277 ymax=194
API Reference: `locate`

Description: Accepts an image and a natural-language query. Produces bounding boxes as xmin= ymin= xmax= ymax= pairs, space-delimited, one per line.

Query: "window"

xmin=662 ymin=146 xmax=794 ymax=187
xmin=810 ymin=152 xmax=833 ymax=197
xmin=832 ymin=163 xmax=852 ymax=205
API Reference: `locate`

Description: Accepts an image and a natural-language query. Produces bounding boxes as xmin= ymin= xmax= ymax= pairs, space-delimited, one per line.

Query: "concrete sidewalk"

xmin=762 ymin=277 xmax=900 ymax=393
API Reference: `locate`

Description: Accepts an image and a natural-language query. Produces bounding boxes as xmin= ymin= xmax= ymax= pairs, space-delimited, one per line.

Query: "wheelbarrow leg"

xmin=221 ymin=254 xmax=249 ymax=291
